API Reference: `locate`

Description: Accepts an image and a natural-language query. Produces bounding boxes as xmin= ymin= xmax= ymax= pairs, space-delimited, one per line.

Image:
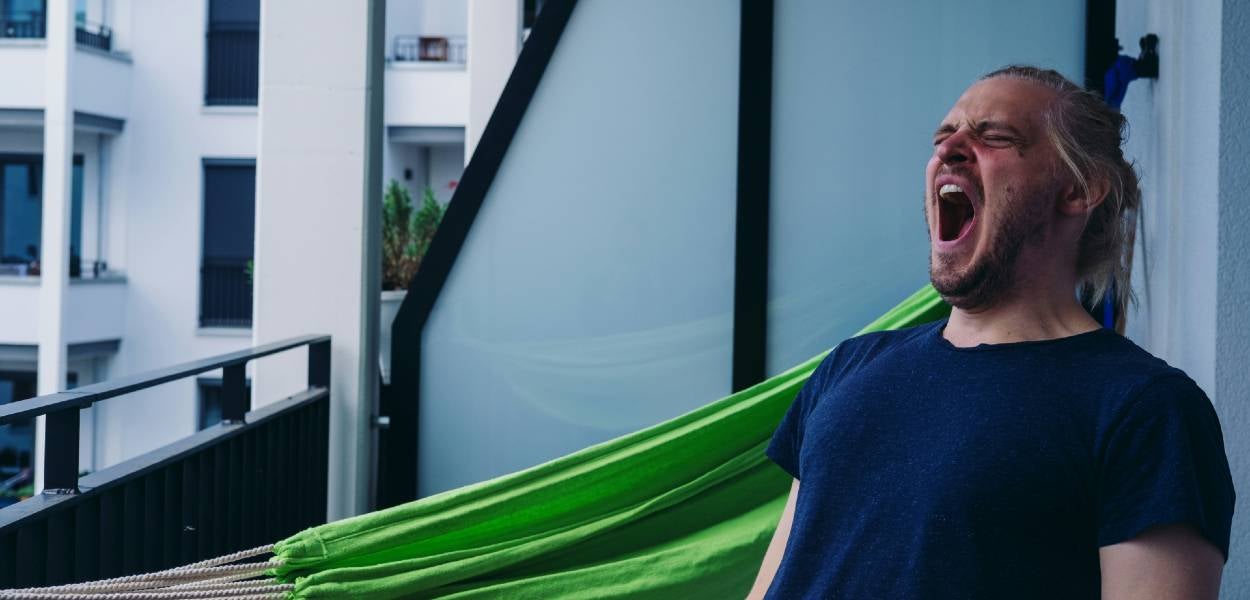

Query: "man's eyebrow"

xmin=971 ymin=120 xmax=1025 ymax=137
xmin=933 ymin=123 xmax=958 ymax=138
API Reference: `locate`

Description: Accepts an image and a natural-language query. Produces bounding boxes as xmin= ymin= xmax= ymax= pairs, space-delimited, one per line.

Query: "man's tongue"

xmin=939 ymin=193 xmax=975 ymax=242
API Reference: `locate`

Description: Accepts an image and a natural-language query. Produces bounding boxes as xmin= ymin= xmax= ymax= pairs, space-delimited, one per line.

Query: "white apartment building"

xmin=0 ymin=0 xmax=527 ymax=505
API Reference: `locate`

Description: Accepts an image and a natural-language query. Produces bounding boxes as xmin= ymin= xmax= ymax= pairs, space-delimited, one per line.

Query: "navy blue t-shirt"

xmin=765 ymin=320 xmax=1235 ymax=599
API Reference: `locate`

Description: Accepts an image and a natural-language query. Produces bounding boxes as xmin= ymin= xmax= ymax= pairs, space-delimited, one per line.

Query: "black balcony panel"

xmin=199 ymin=260 xmax=252 ymax=328
xmin=205 ymin=27 xmax=259 ymax=106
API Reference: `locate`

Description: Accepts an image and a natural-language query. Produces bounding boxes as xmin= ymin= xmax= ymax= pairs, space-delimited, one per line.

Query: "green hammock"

xmin=271 ymin=285 xmax=949 ymax=599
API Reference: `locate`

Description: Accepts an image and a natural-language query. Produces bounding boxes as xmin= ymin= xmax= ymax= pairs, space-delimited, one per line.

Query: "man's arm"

xmin=746 ymin=479 xmax=799 ymax=599
xmin=1100 ymin=524 xmax=1224 ymax=600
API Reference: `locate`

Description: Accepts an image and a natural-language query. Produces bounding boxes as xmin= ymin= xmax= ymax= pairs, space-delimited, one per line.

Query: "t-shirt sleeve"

xmin=766 ymin=350 xmax=837 ymax=480
xmin=1097 ymin=375 xmax=1236 ymax=559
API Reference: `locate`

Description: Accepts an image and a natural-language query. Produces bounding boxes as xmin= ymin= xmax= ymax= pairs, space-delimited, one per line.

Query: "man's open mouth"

xmin=937 ymin=183 xmax=976 ymax=243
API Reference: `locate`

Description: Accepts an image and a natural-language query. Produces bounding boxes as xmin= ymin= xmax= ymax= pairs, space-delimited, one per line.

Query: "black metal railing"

xmin=0 ymin=335 xmax=330 ymax=588
xmin=200 ymin=260 xmax=252 ymax=328
xmin=75 ymin=20 xmax=111 ymax=51
xmin=391 ymin=34 xmax=467 ymax=64
xmin=0 ymin=11 xmax=43 ymax=39
xmin=205 ymin=24 xmax=259 ymax=106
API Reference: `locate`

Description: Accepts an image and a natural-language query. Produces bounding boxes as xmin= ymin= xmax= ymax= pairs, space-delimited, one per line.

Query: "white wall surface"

xmin=767 ymin=0 xmax=1085 ymax=375
xmin=384 ymin=66 xmax=469 ymax=126
xmin=1116 ymin=0 xmax=1250 ymax=596
xmin=1120 ymin=0 xmax=1221 ymax=396
xmin=252 ymin=0 xmax=380 ymax=520
xmin=420 ymin=0 xmax=739 ymax=496
xmin=383 ymin=142 xmax=464 ymax=205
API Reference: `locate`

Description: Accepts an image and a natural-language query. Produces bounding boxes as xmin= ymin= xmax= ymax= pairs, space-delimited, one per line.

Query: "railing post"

xmin=221 ymin=363 xmax=248 ymax=424
xmin=308 ymin=340 xmax=330 ymax=389
xmin=43 ymin=408 xmax=80 ymax=493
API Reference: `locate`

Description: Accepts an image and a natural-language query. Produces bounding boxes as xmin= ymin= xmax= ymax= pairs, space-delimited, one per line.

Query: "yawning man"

xmin=748 ymin=66 xmax=1235 ymax=599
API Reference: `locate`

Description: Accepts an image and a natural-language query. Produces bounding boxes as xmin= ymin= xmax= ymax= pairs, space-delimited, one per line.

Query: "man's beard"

xmin=928 ymin=182 xmax=1051 ymax=310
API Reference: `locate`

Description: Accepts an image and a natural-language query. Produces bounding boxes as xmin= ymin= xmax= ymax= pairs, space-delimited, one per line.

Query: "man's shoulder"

xmin=1083 ymin=331 xmax=1198 ymax=394
xmin=819 ymin=320 xmax=942 ymax=376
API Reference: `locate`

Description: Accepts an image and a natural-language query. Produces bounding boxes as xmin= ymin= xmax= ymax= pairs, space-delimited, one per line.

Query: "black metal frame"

xmin=1084 ymin=0 xmax=1117 ymax=93
xmin=732 ymin=0 xmax=773 ymax=393
xmin=0 ymin=335 xmax=330 ymax=587
xmin=379 ymin=0 xmax=1118 ymax=505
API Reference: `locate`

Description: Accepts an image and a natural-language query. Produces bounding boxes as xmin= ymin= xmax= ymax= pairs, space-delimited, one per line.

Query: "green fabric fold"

xmin=274 ymin=284 xmax=949 ymax=599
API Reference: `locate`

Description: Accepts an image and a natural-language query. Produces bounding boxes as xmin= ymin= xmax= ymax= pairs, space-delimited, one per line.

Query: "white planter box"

xmin=379 ymin=290 xmax=407 ymax=384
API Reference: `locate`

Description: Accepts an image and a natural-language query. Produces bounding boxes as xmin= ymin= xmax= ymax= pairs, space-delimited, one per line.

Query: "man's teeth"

xmin=939 ymin=183 xmax=964 ymax=199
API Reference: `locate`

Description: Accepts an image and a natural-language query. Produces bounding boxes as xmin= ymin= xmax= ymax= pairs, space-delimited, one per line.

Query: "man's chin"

xmin=929 ymin=259 xmax=1005 ymax=311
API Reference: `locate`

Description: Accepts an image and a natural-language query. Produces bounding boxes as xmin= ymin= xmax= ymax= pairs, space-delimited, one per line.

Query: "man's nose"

xmin=935 ymin=131 xmax=972 ymax=165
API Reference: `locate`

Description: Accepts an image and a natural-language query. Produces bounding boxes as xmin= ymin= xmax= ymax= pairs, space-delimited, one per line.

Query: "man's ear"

xmin=1058 ymin=175 xmax=1111 ymax=216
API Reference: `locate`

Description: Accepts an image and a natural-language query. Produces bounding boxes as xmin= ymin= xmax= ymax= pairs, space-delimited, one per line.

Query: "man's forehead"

xmin=939 ymin=77 xmax=1055 ymax=129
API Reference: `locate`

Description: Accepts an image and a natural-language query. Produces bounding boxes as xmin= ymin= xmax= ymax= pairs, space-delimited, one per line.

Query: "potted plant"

xmin=380 ymin=179 xmax=445 ymax=383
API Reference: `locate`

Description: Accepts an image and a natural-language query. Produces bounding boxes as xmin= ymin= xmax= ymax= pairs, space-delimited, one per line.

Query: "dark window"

xmin=200 ymin=161 xmax=255 ymax=328
xmin=0 ymin=154 xmax=85 ymax=277
xmin=197 ymin=377 xmax=251 ymax=430
xmin=0 ymin=0 xmax=45 ymax=39
xmin=205 ymin=0 xmax=260 ymax=106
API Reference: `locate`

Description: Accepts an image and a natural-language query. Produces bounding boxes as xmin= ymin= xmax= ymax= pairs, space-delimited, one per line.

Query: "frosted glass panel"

xmin=420 ymin=1 xmax=739 ymax=495
xmin=767 ymin=0 xmax=1085 ymax=375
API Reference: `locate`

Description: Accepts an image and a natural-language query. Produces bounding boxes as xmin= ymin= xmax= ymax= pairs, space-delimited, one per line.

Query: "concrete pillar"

xmin=252 ymin=0 xmax=383 ymax=520
xmin=35 ymin=0 xmax=76 ymax=493
xmin=1217 ymin=1 xmax=1250 ymax=596
xmin=466 ymin=0 xmax=522 ymax=163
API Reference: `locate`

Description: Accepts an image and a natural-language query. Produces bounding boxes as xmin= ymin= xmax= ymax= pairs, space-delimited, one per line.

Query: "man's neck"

xmin=942 ymin=282 xmax=1102 ymax=348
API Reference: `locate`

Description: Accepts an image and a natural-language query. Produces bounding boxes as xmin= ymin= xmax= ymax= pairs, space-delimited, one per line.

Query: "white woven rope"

xmin=0 ymin=545 xmax=291 ymax=599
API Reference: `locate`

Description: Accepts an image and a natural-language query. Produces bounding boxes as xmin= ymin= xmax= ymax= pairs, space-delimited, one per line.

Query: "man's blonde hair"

xmin=981 ymin=65 xmax=1141 ymax=324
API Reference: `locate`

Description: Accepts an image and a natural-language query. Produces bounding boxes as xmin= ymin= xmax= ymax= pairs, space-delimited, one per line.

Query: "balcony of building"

xmin=0 ymin=4 xmax=131 ymax=122
xmin=384 ymin=0 xmax=469 ymax=131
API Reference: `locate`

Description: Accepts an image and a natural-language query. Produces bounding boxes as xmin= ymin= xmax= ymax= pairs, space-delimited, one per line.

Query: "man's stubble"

xmin=927 ymin=180 xmax=1053 ymax=311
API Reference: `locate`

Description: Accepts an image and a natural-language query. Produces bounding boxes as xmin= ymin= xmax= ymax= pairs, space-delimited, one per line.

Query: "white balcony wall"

xmin=0 ymin=43 xmax=130 ymax=119
xmin=0 ymin=277 xmax=126 ymax=345
xmin=385 ymin=66 xmax=469 ymax=127
xmin=65 ymin=278 xmax=127 ymax=343
xmin=0 ymin=41 xmax=45 ymax=109
xmin=73 ymin=48 xmax=131 ymax=119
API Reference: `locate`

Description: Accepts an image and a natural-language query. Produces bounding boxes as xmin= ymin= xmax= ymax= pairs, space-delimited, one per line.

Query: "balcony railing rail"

xmin=200 ymin=259 xmax=252 ymax=328
xmin=74 ymin=19 xmax=111 ymax=51
xmin=0 ymin=335 xmax=330 ymax=588
xmin=392 ymin=34 xmax=467 ymax=64
xmin=0 ymin=10 xmax=43 ymax=39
